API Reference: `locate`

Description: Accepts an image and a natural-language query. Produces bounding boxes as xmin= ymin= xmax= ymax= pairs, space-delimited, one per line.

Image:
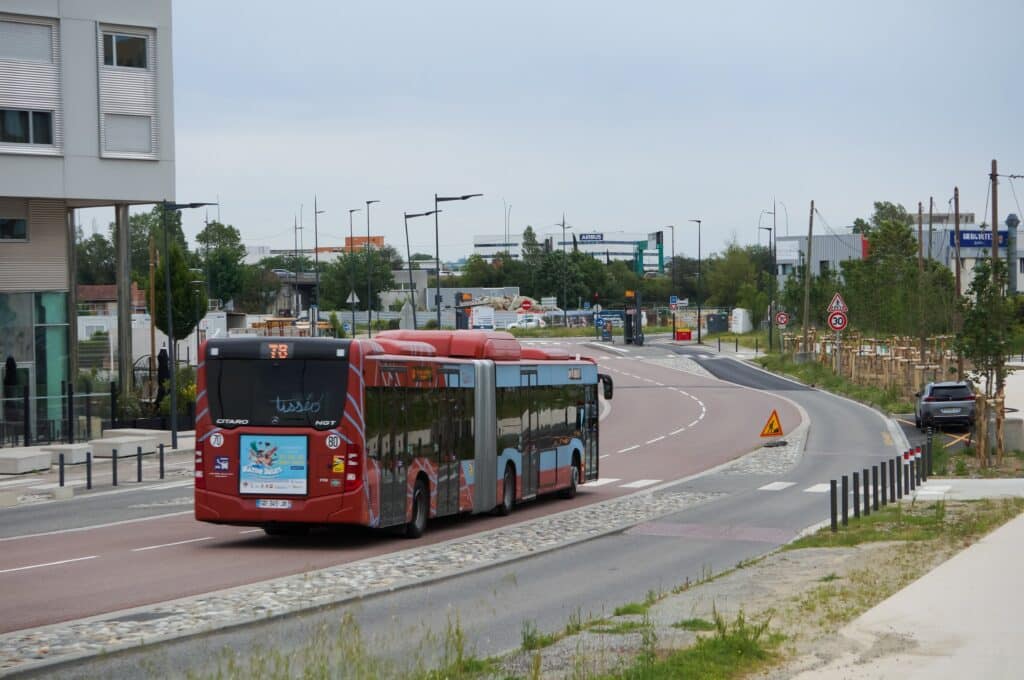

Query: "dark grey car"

xmin=915 ymin=381 xmax=976 ymax=430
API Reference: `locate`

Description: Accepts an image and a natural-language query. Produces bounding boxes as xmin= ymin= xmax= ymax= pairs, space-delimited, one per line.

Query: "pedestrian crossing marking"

xmin=621 ymin=479 xmax=661 ymax=488
xmin=758 ymin=481 xmax=795 ymax=491
xmin=803 ymin=483 xmax=830 ymax=493
xmin=585 ymin=478 xmax=620 ymax=487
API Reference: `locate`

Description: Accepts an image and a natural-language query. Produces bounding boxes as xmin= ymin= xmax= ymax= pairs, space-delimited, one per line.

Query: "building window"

xmin=0 ymin=20 xmax=52 ymax=62
xmin=0 ymin=218 xmax=27 ymax=240
xmin=103 ymin=114 xmax=152 ymax=153
xmin=819 ymin=260 xmax=830 ymax=273
xmin=103 ymin=33 xmax=147 ymax=68
xmin=0 ymin=109 xmax=53 ymax=145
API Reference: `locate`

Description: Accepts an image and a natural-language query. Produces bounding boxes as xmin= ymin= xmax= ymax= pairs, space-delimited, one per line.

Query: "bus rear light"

xmin=344 ymin=448 xmax=362 ymax=492
xmin=195 ymin=440 xmax=206 ymax=489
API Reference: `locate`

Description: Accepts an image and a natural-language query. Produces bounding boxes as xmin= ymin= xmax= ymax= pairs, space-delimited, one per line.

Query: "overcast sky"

xmin=148 ymin=0 xmax=1024 ymax=261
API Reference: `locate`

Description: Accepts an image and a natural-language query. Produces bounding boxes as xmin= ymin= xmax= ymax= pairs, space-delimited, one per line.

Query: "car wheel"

xmin=915 ymin=413 xmax=921 ymax=430
xmin=496 ymin=465 xmax=515 ymax=516
xmin=405 ymin=479 xmax=428 ymax=539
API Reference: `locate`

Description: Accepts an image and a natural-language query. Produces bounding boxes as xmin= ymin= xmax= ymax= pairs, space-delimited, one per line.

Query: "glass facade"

xmin=0 ymin=291 xmax=69 ymax=445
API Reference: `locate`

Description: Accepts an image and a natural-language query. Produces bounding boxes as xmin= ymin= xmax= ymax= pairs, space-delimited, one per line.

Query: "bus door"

xmin=520 ymin=369 xmax=539 ymax=500
xmin=583 ymin=384 xmax=599 ymax=481
xmin=380 ymin=368 xmax=407 ymax=527
xmin=436 ymin=367 xmax=462 ymax=516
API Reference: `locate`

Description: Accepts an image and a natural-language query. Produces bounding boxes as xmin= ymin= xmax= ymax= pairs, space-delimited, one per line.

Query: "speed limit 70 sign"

xmin=827 ymin=311 xmax=848 ymax=332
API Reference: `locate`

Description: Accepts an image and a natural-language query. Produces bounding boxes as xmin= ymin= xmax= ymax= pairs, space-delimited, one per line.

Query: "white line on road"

xmin=620 ymin=479 xmax=661 ymax=488
xmin=584 ymin=478 xmax=621 ymax=487
xmin=238 ymin=529 xmax=262 ymax=534
xmin=0 ymin=510 xmax=194 ymax=543
xmin=804 ymin=483 xmax=831 ymax=493
xmin=146 ymin=480 xmax=194 ymax=490
xmin=131 ymin=536 xmax=214 ymax=552
xmin=599 ymin=454 xmax=610 ymax=459
xmin=0 ymin=555 xmax=97 ymax=574
xmin=0 ymin=478 xmax=36 ymax=488
xmin=688 ymin=420 xmax=700 ymax=428
xmin=30 ymin=480 xmax=87 ymax=490
xmin=670 ymin=428 xmax=687 ymax=435
xmin=758 ymin=481 xmax=796 ymax=491
xmin=617 ymin=445 xmax=640 ymax=453
xmin=645 ymin=436 xmax=665 ymax=444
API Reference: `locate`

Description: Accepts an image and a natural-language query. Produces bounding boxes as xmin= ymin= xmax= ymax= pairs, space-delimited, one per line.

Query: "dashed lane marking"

xmin=238 ymin=529 xmax=262 ymax=534
xmin=804 ymin=483 xmax=830 ymax=493
xmin=617 ymin=445 xmax=640 ymax=453
xmin=645 ymin=436 xmax=665 ymax=444
xmin=131 ymin=536 xmax=214 ymax=552
xmin=758 ymin=481 xmax=796 ymax=491
xmin=0 ymin=555 xmax=97 ymax=574
xmin=584 ymin=478 xmax=621 ymax=487
xmin=670 ymin=427 xmax=686 ymax=435
xmin=620 ymin=479 xmax=661 ymax=489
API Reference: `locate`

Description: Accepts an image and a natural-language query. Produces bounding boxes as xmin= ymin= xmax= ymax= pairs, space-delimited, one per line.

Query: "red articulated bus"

xmin=194 ymin=330 xmax=613 ymax=537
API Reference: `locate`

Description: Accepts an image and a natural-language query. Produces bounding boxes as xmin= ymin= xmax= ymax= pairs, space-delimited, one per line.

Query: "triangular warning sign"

xmin=760 ymin=409 xmax=784 ymax=437
xmin=826 ymin=292 xmax=848 ymax=314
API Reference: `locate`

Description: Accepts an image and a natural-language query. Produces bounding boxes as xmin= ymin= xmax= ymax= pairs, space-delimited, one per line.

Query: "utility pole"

xmin=292 ymin=215 xmax=299 ymax=316
xmin=148 ymin=232 xmax=156 ymax=394
xmin=954 ymin=186 xmax=963 ymax=380
xmin=802 ymin=200 xmax=814 ymax=356
xmin=918 ymin=202 xmax=925 ymax=360
xmin=312 ymin=196 xmax=324 ymax=336
xmin=928 ymin=197 xmax=933 ymax=263
xmin=917 ymin=202 xmax=924 ymax=273
xmin=992 ymin=159 xmax=999 ymax=287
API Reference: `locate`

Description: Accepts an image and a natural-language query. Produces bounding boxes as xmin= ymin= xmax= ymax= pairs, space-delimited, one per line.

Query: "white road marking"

xmin=0 ymin=478 xmax=36 ymax=488
xmin=669 ymin=427 xmax=687 ymax=435
xmin=238 ymin=529 xmax=263 ymax=534
xmin=0 ymin=510 xmax=194 ymax=543
xmin=758 ymin=481 xmax=796 ymax=491
xmin=131 ymin=536 xmax=214 ymax=552
xmin=653 ymin=382 xmax=664 ymax=386
xmin=617 ymin=445 xmax=640 ymax=453
xmin=688 ymin=420 xmax=700 ymax=428
xmin=804 ymin=483 xmax=831 ymax=493
xmin=621 ymin=479 xmax=661 ymax=488
xmin=146 ymin=480 xmax=194 ymax=490
xmin=599 ymin=454 xmax=610 ymax=459
xmin=645 ymin=436 xmax=665 ymax=444
xmin=0 ymin=555 xmax=97 ymax=574
xmin=585 ymin=478 xmax=621 ymax=487
xmin=30 ymin=480 xmax=87 ymax=490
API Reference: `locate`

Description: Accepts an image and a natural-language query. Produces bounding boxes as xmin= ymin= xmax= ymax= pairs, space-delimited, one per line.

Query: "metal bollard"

xmin=841 ymin=475 xmax=849 ymax=526
xmin=921 ymin=446 xmax=928 ymax=482
xmin=830 ymin=480 xmax=838 ymax=532
xmin=59 ymin=453 xmax=65 ymax=487
xmin=86 ymin=451 xmax=92 ymax=490
xmin=853 ymin=471 xmax=860 ymax=519
xmin=926 ymin=428 xmax=934 ymax=476
xmin=718 ymin=337 xmax=721 ymax=352
xmin=735 ymin=337 xmax=739 ymax=352
xmin=112 ymin=448 xmax=118 ymax=487
xmin=863 ymin=468 xmax=870 ymax=516
xmin=880 ymin=462 xmax=887 ymax=506
xmin=872 ymin=465 xmax=879 ymax=511
xmin=906 ymin=460 xmax=912 ymax=493
xmin=159 ymin=443 xmax=165 ymax=479
xmin=137 ymin=445 xmax=142 ymax=483
xmin=895 ymin=457 xmax=902 ymax=498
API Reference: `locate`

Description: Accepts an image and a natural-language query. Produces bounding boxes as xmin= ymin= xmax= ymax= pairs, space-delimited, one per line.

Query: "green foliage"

xmin=319 ymin=249 xmax=395 ymax=311
xmin=520 ymin=620 xmax=557 ymax=650
xmin=328 ymin=311 xmax=346 ymax=338
xmin=756 ymin=354 xmax=914 ymax=413
xmin=195 ymin=220 xmax=247 ymax=304
xmin=233 ymin=265 xmax=280 ymax=313
xmin=955 ymin=257 xmax=1015 ymax=398
xmin=76 ymin=229 xmax=116 ymax=284
xmin=158 ymin=365 xmax=196 ymax=417
xmin=153 ymin=242 xmax=207 ymax=339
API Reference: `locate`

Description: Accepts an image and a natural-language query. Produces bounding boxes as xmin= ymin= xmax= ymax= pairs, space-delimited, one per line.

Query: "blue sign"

xmin=579 ymin=233 xmax=604 ymax=242
xmin=343 ymin=321 xmax=352 ymax=333
xmin=583 ymin=301 xmax=591 ymax=310
xmin=949 ymin=230 xmax=1008 ymax=249
xmin=239 ymin=435 xmax=308 ymax=496
xmin=669 ymin=295 xmax=679 ymax=305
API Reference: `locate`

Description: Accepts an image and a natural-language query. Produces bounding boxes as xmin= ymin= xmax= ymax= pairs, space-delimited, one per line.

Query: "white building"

xmin=0 ymin=0 xmax=175 ymax=443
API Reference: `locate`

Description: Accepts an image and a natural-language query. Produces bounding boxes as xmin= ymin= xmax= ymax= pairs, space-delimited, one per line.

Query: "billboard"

xmin=949 ymin=230 xmax=1008 ymax=249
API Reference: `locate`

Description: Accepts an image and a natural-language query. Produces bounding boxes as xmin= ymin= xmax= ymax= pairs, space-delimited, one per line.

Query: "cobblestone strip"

xmin=719 ymin=420 xmax=809 ymax=476
xmin=0 ymin=488 xmax=720 ymax=675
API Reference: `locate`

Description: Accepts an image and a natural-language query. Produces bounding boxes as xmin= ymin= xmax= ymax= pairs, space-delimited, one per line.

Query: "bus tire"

xmin=496 ymin=465 xmax=515 ymax=516
xmin=560 ymin=456 xmax=579 ymax=499
xmin=405 ymin=478 xmax=429 ymax=539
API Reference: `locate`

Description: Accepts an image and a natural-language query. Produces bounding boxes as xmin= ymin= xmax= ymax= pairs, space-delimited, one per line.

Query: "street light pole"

xmin=689 ymin=220 xmax=702 ymax=344
xmin=365 ymin=199 xmax=380 ymax=338
xmin=761 ymin=220 xmax=776 ymax=353
xmin=348 ymin=208 xmax=361 ymax=336
xmin=312 ymin=196 xmax=325 ymax=336
xmin=434 ymin=193 xmax=483 ymax=328
xmin=664 ymin=225 xmax=675 ymax=337
xmin=159 ymin=200 xmax=214 ymax=450
xmin=559 ymin=214 xmax=573 ymax=327
xmin=403 ymin=210 xmax=441 ymax=330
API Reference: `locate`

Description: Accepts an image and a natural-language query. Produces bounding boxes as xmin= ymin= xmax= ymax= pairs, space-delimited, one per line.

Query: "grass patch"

xmin=592 ymin=620 xmax=652 ymax=635
xmin=818 ymin=572 xmax=840 ymax=582
xmin=755 ymin=353 xmax=913 ymax=414
xmin=671 ymin=618 xmax=716 ymax=632
xmin=520 ymin=620 xmax=558 ymax=651
xmin=613 ymin=590 xmax=660 ymax=617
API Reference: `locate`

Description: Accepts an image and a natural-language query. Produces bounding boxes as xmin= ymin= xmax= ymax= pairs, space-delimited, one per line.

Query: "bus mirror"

xmin=598 ymin=373 xmax=613 ymax=400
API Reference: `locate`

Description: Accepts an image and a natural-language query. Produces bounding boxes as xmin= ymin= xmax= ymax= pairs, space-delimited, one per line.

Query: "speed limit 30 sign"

xmin=827 ymin=310 xmax=848 ymax=332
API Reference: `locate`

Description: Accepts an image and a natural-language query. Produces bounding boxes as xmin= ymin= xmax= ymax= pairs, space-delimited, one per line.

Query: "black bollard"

xmin=830 ymin=480 xmax=838 ymax=532
xmin=86 ymin=451 xmax=92 ymax=489
xmin=863 ymin=468 xmax=870 ymax=516
xmin=59 ymin=453 xmax=65 ymax=487
xmin=159 ymin=443 xmax=165 ymax=479
xmin=905 ymin=460 xmax=912 ymax=493
xmin=853 ymin=471 xmax=860 ymax=519
xmin=67 ymin=384 xmax=75 ymax=444
xmin=718 ymin=337 xmax=721 ymax=352
xmin=896 ymin=457 xmax=903 ymax=498
xmin=735 ymin=337 xmax=739 ymax=352
xmin=880 ymin=462 xmax=887 ymax=506
xmin=85 ymin=395 xmax=92 ymax=440
xmin=22 ymin=384 xmax=29 ymax=446
xmin=841 ymin=475 xmax=849 ymax=526
xmin=112 ymin=448 xmax=118 ymax=487
xmin=137 ymin=445 xmax=142 ymax=483
xmin=872 ymin=465 xmax=879 ymax=511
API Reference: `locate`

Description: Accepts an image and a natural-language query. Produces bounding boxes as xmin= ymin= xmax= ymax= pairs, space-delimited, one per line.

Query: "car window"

xmin=930 ymin=385 xmax=972 ymax=400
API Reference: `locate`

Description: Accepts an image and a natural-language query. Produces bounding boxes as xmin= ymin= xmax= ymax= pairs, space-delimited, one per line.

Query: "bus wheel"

xmin=496 ymin=465 xmax=515 ymax=516
xmin=560 ymin=459 xmax=579 ymax=499
xmin=405 ymin=479 xmax=428 ymax=539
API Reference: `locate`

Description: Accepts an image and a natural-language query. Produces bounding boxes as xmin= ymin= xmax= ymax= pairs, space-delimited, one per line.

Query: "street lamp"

xmin=365 ymin=200 xmax=380 ymax=338
xmin=160 ymin=200 xmax=215 ymax=450
xmin=662 ymin=225 xmax=676 ymax=336
xmin=189 ymin=272 xmax=204 ymax=364
xmin=761 ymin=216 xmax=776 ymax=352
xmin=556 ymin=214 xmax=573 ymax=327
xmin=434 ymin=193 xmax=483 ymax=328
xmin=688 ymin=219 xmax=702 ymax=344
xmin=312 ymin=196 xmax=325 ymax=336
xmin=403 ymin=209 xmax=440 ymax=329
xmin=348 ymin=208 xmax=361 ymax=336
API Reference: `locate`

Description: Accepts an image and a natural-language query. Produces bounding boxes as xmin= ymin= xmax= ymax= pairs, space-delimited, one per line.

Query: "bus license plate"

xmin=256 ymin=499 xmax=292 ymax=509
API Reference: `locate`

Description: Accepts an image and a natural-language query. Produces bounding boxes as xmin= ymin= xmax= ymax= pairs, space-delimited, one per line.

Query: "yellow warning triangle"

xmin=760 ymin=409 xmax=784 ymax=437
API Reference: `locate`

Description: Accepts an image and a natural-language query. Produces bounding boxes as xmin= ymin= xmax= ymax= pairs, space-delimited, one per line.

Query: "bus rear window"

xmin=207 ymin=358 xmax=348 ymax=429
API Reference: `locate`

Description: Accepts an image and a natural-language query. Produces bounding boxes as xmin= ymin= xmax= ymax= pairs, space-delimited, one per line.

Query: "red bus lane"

xmin=0 ymin=348 xmax=800 ymax=634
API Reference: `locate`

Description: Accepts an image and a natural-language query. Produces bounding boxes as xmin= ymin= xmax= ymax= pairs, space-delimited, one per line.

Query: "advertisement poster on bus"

xmin=239 ymin=435 xmax=308 ymax=495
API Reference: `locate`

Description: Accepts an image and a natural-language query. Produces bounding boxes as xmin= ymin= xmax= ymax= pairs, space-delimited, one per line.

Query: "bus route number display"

xmin=261 ymin=342 xmax=293 ymax=359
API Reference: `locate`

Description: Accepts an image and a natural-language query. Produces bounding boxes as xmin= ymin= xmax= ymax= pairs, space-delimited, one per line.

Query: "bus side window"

xmin=365 ymin=388 xmax=381 ymax=459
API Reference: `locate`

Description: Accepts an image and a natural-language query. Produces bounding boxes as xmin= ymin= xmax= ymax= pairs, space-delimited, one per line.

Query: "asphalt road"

xmin=0 ymin=339 xmax=791 ymax=634
xmin=29 ymin=339 xmax=905 ymax=679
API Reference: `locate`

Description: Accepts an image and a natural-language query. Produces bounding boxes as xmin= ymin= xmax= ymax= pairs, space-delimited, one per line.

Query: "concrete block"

xmin=89 ymin=436 xmax=157 ymax=458
xmin=1004 ymin=416 xmax=1024 ymax=452
xmin=0 ymin=491 xmax=18 ymax=507
xmin=50 ymin=486 xmax=74 ymax=500
xmin=0 ymin=449 xmax=52 ymax=474
xmin=42 ymin=443 xmax=92 ymax=465
xmin=103 ymin=428 xmax=174 ymax=447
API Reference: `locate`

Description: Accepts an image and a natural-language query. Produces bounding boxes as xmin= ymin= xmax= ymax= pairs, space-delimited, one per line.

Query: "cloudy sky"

xmin=157 ymin=0 xmax=1024 ymax=261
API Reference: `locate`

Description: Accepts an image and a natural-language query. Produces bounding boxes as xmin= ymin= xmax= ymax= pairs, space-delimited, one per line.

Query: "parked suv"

xmin=915 ymin=381 xmax=976 ymax=430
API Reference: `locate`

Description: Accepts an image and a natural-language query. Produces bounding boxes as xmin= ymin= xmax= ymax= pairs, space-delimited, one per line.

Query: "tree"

xmin=196 ymin=220 xmax=247 ymax=304
xmin=154 ymin=242 xmax=207 ymax=340
xmin=705 ymin=244 xmax=757 ymax=308
xmin=76 ymin=229 xmax=115 ymax=284
xmin=319 ymin=250 xmax=395 ymax=311
xmin=233 ymin=265 xmax=280 ymax=313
